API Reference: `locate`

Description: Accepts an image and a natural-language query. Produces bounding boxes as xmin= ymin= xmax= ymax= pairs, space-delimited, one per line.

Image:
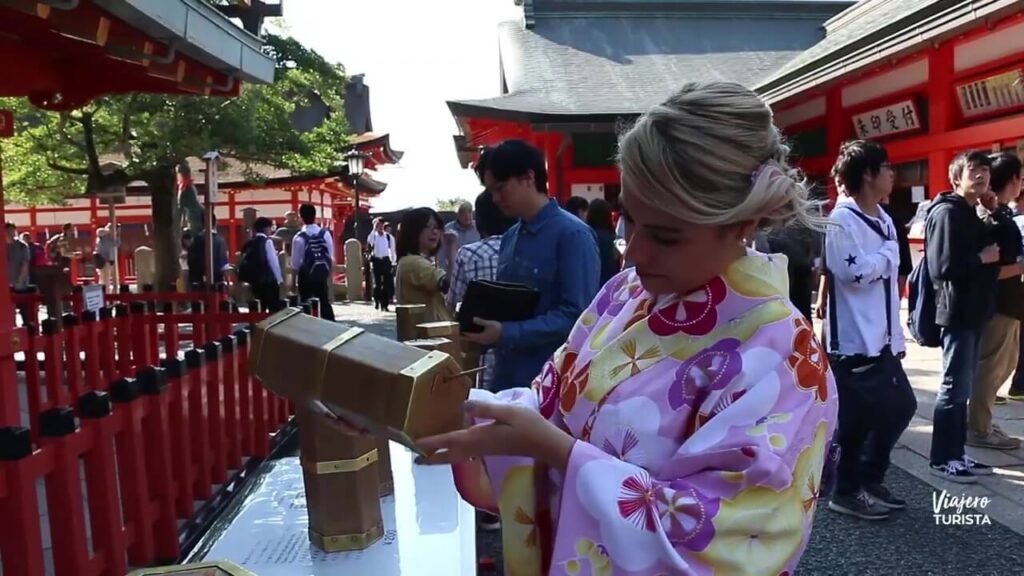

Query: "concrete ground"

xmin=331 ymin=301 xmax=1024 ymax=576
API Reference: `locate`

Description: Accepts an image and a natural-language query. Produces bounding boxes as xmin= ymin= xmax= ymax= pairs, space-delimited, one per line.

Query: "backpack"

xmin=907 ymin=254 xmax=941 ymax=348
xmin=298 ymin=229 xmax=332 ymax=284
xmin=237 ymin=237 xmax=270 ymax=285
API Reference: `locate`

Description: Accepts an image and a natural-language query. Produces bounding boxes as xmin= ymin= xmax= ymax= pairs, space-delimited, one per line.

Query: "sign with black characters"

xmin=852 ymin=100 xmax=921 ymax=140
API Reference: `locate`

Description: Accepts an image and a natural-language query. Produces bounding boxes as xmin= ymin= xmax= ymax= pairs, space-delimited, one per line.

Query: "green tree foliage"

xmin=0 ymin=33 xmax=351 ymax=287
xmin=437 ymin=198 xmax=471 ymax=213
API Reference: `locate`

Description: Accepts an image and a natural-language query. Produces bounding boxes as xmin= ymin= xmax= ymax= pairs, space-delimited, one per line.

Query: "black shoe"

xmin=1008 ymin=388 xmax=1024 ymax=401
xmin=828 ymin=491 xmax=890 ymax=520
xmin=864 ymin=484 xmax=906 ymax=510
xmin=477 ymin=511 xmax=500 ymax=531
xmin=930 ymin=461 xmax=978 ymax=483
xmin=995 ymin=395 xmax=1008 ymax=405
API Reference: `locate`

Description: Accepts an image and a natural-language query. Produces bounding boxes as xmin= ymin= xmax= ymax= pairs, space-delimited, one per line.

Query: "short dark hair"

xmin=253 ymin=217 xmax=273 ymax=234
xmin=474 ymin=190 xmax=516 ymax=237
xmin=299 ymin=203 xmax=317 ymax=225
xmin=486 ymin=139 xmax=548 ymax=194
xmin=990 ymin=152 xmax=1023 ymax=193
xmin=949 ymin=150 xmax=992 ymax=186
xmin=5 ymin=222 xmax=15 ymax=231
xmin=474 ymin=147 xmax=492 ymax=185
xmin=62 ymin=223 xmax=72 ymax=232
xmin=586 ymin=198 xmax=614 ymax=231
xmin=831 ymin=140 xmax=888 ymax=194
xmin=565 ymin=196 xmax=589 ymax=215
xmin=396 ymin=207 xmax=443 ymax=260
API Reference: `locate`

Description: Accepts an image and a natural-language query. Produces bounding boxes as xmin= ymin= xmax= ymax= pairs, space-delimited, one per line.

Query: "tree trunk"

xmin=145 ymin=168 xmax=180 ymax=291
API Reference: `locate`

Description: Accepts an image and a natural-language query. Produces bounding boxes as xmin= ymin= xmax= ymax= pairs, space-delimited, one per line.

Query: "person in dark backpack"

xmin=290 ymin=203 xmax=336 ymax=321
xmin=239 ymin=217 xmax=284 ymax=312
xmin=824 ymin=140 xmax=916 ymax=519
xmin=926 ymin=150 xmax=1001 ymax=483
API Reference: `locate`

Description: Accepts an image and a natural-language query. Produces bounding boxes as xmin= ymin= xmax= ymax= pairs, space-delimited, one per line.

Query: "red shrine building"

xmin=450 ymin=0 xmax=1024 ymax=230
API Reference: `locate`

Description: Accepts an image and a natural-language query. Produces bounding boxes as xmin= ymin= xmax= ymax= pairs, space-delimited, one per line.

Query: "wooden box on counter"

xmin=249 ymin=308 xmax=472 ymax=452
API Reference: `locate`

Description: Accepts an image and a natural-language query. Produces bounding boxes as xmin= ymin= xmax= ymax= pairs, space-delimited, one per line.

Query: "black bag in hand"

xmin=457 ymin=279 xmax=540 ymax=333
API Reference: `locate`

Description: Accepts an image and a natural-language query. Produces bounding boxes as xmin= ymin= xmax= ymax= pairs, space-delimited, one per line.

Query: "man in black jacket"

xmin=969 ymin=152 xmax=1024 ymax=450
xmin=925 ymin=150 xmax=1001 ymax=483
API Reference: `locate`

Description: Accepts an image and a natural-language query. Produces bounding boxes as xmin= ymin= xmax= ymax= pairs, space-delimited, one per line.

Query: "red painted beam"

xmin=887 ymin=110 xmax=1024 ymax=161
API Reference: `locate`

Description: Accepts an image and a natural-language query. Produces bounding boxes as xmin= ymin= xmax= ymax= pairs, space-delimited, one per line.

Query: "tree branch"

xmin=46 ymin=160 xmax=89 ymax=176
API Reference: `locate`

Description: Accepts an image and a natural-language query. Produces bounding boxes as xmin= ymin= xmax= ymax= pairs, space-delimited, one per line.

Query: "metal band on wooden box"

xmin=309 ymin=523 xmax=385 ymax=552
xmin=300 ymin=449 xmax=378 ymax=475
xmin=318 ymin=327 xmax=364 ymax=394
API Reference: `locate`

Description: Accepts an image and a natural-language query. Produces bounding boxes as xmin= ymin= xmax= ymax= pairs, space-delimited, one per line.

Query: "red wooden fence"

xmin=0 ymin=288 xmax=315 ymax=575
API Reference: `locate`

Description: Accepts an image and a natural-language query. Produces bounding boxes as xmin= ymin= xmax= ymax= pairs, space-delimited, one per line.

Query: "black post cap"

xmin=99 ymin=307 xmax=113 ymax=320
xmin=191 ymin=301 xmax=205 ymax=313
xmin=61 ymin=313 xmax=79 ymax=327
xmin=287 ymin=295 xmax=300 ymax=307
xmin=142 ymin=284 xmax=155 ymax=293
xmin=72 ymin=285 xmax=84 ymax=294
xmin=119 ymin=284 xmax=131 ymax=294
xmin=301 ymin=303 xmax=311 ymax=315
xmin=184 ymin=348 xmax=206 ymax=368
xmin=114 ymin=303 xmax=130 ymax=317
xmin=78 ymin=390 xmax=113 ymax=419
xmin=233 ymin=328 xmax=249 ymax=345
xmin=220 ymin=300 xmax=232 ymax=313
xmin=111 ymin=377 xmax=141 ymax=403
xmin=202 ymin=341 xmax=222 ymax=361
xmin=0 ymin=427 xmax=32 ymax=460
xmin=161 ymin=302 xmax=174 ymax=314
xmin=129 ymin=301 xmax=146 ymax=314
xmin=137 ymin=366 xmax=168 ymax=395
xmin=41 ymin=318 xmax=60 ymax=336
xmin=161 ymin=357 xmax=184 ymax=379
xmin=39 ymin=407 xmax=78 ymax=437
xmin=218 ymin=335 xmax=236 ymax=353
xmin=81 ymin=310 xmax=97 ymax=323
xmin=248 ymin=300 xmax=262 ymax=313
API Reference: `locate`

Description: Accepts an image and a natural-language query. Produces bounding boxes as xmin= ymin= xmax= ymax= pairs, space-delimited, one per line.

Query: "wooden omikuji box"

xmin=249 ymin=309 xmax=472 ymax=551
xmin=128 ymin=561 xmax=255 ymax=575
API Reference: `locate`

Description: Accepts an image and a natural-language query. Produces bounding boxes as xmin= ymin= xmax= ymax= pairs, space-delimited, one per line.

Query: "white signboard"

xmin=570 ymin=183 xmax=605 ymax=202
xmin=199 ymin=444 xmax=476 ymax=576
xmin=82 ymin=285 xmax=104 ymax=312
xmin=852 ymin=100 xmax=921 ymax=139
xmin=911 ymin=185 xmax=926 ymax=203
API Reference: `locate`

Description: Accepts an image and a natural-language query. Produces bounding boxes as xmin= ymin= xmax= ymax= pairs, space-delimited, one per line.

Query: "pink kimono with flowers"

xmin=454 ymin=251 xmax=839 ymax=576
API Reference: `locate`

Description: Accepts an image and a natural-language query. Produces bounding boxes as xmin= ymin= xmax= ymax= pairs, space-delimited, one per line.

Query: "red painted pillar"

xmin=928 ymin=42 xmax=956 ymax=197
xmin=825 ymin=85 xmax=847 ymax=200
xmin=0 ymin=112 xmax=22 ymax=428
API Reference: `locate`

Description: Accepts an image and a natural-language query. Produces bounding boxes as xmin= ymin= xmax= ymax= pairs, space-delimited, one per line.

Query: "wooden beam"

xmin=887 ymin=113 xmax=1024 ymax=161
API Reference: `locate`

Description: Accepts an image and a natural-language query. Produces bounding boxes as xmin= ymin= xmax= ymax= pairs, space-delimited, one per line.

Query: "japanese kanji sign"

xmin=852 ymin=100 xmax=921 ymax=140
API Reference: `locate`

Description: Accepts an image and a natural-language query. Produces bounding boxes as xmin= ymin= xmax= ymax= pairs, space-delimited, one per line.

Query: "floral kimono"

xmin=454 ymin=251 xmax=839 ymax=576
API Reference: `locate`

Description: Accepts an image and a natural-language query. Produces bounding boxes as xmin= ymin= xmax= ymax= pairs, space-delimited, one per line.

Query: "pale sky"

xmin=280 ymin=0 xmax=523 ymax=212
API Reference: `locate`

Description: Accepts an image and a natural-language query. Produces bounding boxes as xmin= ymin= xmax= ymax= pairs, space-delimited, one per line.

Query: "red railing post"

xmin=0 ymin=429 xmax=44 ymax=576
xmin=130 ymin=301 xmax=152 ymax=369
xmin=219 ymin=334 xmax=241 ymax=469
xmin=114 ymin=304 xmax=133 ymax=379
xmin=81 ymin=310 xmax=102 ymax=393
xmin=38 ymin=408 xmax=89 ymax=575
xmin=191 ymin=299 xmax=206 ymax=349
xmin=77 ymin=389 xmax=127 ymax=576
xmin=184 ymin=348 xmax=212 ymax=500
xmin=110 ymin=376 xmax=156 ymax=566
xmin=137 ymin=366 xmax=179 ymax=563
xmin=162 ymin=302 xmax=179 ymax=363
xmin=235 ymin=327 xmax=254 ymax=458
xmin=62 ymin=313 xmax=85 ymax=400
xmin=98 ymin=307 xmax=118 ymax=383
xmin=144 ymin=290 xmax=160 ymax=364
xmin=160 ymin=357 xmax=194 ymax=518
xmin=202 ymin=341 xmax=227 ymax=484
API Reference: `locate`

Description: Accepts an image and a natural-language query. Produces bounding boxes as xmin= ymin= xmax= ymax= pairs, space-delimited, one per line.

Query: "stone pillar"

xmin=134 ymin=246 xmax=155 ymax=291
xmin=344 ymin=238 xmax=362 ymax=302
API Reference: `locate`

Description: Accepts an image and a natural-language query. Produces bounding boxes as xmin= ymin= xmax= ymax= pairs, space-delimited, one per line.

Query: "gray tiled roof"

xmin=449 ymin=14 xmax=840 ymax=118
xmin=754 ymin=0 xmax=942 ymax=92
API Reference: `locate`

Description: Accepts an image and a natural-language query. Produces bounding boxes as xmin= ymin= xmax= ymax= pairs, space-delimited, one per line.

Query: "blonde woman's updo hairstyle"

xmin=618 ymin=82 xmax=828 ymax=232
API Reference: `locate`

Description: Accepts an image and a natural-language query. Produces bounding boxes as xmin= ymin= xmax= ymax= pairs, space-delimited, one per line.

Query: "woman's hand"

xmin=415 ymin=400 xmax=576 ymax=473
xmin=462 ymin=318 xmax=502 ymax=346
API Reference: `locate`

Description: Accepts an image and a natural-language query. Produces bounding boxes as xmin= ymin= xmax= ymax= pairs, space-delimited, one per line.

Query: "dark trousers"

xmin=298 ymin=277 xmax=335 ymax=321
xmin=371 ymin=257 xmax=394 ymax=309
xmin=252 ymin=282 xmax=283 ymax=313
xmin=833 ymin=349 xmax=917 ymax=496
xmin=790 ymin=265 xmax=814 ymax=322
xmin=1011 ymin=329 xmax=1024 ymax=393
xmin=930 ymin=327 xmax=981 ymax=465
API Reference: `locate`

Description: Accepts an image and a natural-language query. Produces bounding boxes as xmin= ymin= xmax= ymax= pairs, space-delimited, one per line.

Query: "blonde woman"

xmin=331 ymin=83 xmax=839 ymax=575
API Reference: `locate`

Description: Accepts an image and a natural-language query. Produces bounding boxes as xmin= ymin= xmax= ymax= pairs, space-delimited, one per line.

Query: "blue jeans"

xmin=930 ymin=327 xmax=981 ymax=465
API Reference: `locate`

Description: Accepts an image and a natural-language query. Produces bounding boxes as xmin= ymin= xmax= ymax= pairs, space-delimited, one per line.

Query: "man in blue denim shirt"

xmin=462 ymin=140 xmax=601 ymax=391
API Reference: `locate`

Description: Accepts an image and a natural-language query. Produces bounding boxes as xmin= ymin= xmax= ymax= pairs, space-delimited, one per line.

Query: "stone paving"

xmin=331 ymin=301 xmax=1024 ymax=575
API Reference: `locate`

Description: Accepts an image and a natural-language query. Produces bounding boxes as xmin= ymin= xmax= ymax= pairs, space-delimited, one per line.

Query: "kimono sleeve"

xmin=553 ymin=338 xmax=836 ymax=575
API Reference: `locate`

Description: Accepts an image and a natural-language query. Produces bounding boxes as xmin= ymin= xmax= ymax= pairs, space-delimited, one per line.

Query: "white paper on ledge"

xmin=201 ymin=443 xmax=476 ymax=576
